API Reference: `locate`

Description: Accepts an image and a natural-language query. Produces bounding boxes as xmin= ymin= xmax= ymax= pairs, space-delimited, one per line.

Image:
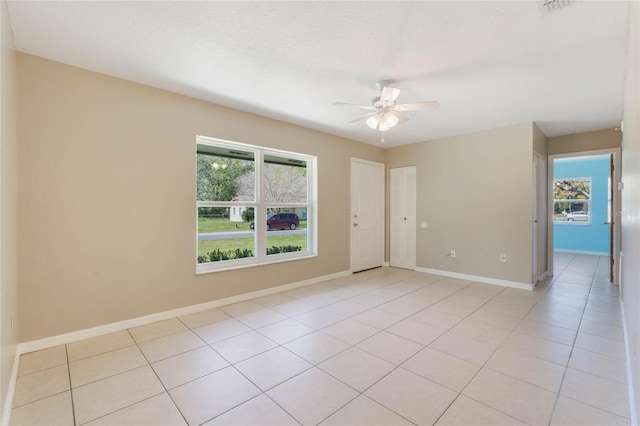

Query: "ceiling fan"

xmin=332 ymin=80 xmax=440 ymax=142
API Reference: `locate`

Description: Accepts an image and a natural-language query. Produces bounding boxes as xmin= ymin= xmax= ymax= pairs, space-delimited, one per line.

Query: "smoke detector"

xmin=537 ymin=0 xmax=569 ymax=15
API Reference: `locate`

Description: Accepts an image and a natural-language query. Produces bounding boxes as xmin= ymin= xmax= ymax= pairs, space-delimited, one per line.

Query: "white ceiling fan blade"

xmin=348 ymin=112 xmax=376 ymax=123
xmin=332 ymin=102 xmax=376 ymax=110
xmin=389 ymin=110 xmax=408 ymax=124
xmin=394 ymin=101 xmax=440 ymax=111
xmin=379 ymin=86 xmax=400 ymax=104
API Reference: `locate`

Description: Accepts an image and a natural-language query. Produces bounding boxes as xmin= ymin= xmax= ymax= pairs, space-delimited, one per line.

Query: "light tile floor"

xmin=10 ymin=253 xmax=631 ymax=425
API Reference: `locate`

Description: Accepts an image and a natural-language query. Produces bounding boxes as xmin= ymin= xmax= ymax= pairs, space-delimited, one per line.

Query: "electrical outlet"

xmin=500 ymin=253 xmax=507 ymax=262
xmin=450 ymin=250 xmax=456 ymax=258
xmin=481 ymin=251 xmax=487 ymax=259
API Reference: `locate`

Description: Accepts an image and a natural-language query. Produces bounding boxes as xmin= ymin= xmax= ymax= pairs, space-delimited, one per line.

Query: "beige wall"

xmin=17 ymin=54 xmax=384 ymax=341
xmin=533 ymin=122 xmax=548 ymax=156
xmin=547 ymin=128 xmax=621 ymax=155
xmin=621 ymin=0 xmax=640 ymax=421
xmin=0 ymin=0 xmax=19 ymax=420
xmin=384 ymin=123 xmax=535 ymax=285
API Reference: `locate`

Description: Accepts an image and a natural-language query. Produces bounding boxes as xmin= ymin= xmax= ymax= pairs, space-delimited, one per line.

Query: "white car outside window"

xmin=566 ymin=211 xmax=589 ymax=221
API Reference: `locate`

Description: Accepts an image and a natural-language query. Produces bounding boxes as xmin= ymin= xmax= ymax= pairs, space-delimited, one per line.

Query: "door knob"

xmin=353 ymin=223 xmax=359 ymax=227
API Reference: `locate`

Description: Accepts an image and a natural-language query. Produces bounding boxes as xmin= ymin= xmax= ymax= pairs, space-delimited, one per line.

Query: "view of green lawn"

xmin=197 ymin=233 xmax=307 ymax=258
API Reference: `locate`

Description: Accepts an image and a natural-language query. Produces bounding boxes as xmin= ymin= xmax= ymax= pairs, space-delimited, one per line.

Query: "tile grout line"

xmin=175 ymin=312 xmax=305 ymax=425
xmin=64 ymin=345 xmax=78 ymax=426
xmin=127 ymin=327 xmax=191 ymax=426
xmin=70 ymin=328 xmax=189 ymax=426
xmin=10 ymin=359 xmax=73 ymax=411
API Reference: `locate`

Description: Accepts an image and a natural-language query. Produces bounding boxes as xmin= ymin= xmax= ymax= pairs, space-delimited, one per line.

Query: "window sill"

xmin=196 ymin=252 xmax=317 ymax=275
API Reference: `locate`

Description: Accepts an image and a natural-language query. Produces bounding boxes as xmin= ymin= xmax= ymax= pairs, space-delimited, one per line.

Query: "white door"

xmin=535 ymin=153 xmax=548 ymax=282
xmin=351 ymin=159 xmax=384 ymax=272
xmin=390 ymin=166 xmax=416 ymax=269
xmin=532 ymin=154 xmax=539 ymax=284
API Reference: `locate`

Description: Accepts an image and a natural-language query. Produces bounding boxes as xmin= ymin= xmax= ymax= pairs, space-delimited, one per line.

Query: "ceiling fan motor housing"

xmin=371 ymin=95 xmax=395 ymax=109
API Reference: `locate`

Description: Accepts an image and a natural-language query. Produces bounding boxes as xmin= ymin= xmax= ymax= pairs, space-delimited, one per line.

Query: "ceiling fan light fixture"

xmin=378 ymin=120 xmax=391 ymax=132
xmin=366 ymin=115 xmax=380 ymax=129
xmin=367 ymin=112 xmax=399 ymax=131
xmin=384 ymin=112 xmax=399 ymax=128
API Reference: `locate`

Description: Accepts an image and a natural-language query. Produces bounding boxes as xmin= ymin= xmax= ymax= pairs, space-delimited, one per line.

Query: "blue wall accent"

xmin=554 ymin=155 xmax=610 ymax=254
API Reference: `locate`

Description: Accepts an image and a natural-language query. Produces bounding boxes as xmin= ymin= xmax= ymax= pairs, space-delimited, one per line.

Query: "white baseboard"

xmin=415 ymin=267 xmax=534 ymax=291
xmin=17 ymin=269 xmax=351 ymax=356
xmin=1 ymin=348 xmax=20 ymax=426
xmin=620 ymin=301 xmax=638 ymax=426
xmin=553 ymin=249 xmax=609 ymax=256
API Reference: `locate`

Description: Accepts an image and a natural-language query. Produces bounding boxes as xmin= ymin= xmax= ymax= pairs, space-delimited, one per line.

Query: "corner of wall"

xmin=532 ymin=122 xmax=549 ymax=155
xmin=0 ymin=0 xmax=20 ymax=423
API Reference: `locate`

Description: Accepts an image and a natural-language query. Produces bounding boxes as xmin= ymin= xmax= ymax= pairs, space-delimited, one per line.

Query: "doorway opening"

xmin=548 ymin=149 xmax=620 ymax=284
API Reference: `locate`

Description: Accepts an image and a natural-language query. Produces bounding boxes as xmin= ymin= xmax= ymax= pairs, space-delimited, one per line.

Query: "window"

xmin=553 ymin=177 xmax=591 ymax=224
xmin=196 ymin=136 xmax=316 ymax=273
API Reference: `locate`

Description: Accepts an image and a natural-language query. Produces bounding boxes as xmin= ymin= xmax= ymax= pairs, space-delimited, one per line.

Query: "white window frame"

xmin=196 ymin=136 xmax=317 ymax=274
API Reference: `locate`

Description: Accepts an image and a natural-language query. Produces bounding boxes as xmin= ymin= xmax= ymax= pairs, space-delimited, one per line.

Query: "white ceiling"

xmin=6 ymin=1 xmax=630 ymax=148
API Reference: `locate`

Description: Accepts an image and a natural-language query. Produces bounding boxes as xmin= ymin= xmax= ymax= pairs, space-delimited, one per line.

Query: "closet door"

xmin=390 ymin=166 xmax=416 ymax=269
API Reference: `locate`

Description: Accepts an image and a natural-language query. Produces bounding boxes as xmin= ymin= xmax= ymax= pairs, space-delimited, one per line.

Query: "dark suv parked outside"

xmin=250 ymin=213 xmax=300 ymax=231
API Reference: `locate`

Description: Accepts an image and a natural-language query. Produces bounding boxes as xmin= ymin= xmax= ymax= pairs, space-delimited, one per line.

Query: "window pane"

xmin=265 ymin=208 xmax=308 ymax=256
xmin=196 ymin=146 xmax=255 ymax=202
xmin=553 ymin=201 xmax=590 ymax=222
xmin=197 ymin=207 xmax=255 ymax=263
xmin=553 ymin=178 xmax=591 ymax=200
xmin=263 ymin=155 xmax=307 ymax=204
